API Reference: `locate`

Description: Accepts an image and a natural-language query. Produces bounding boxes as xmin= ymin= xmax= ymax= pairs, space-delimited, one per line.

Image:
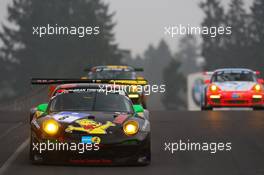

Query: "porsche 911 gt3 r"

xmin=201 ymin=68 xmax=264 ymax=110
xmin=83 ymin=65 xmax=148 ymax=108
xmin=30 ymin=83 xmax=151 ymax=165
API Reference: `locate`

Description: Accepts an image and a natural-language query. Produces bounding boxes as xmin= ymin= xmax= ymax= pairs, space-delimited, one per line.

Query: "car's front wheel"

xmin=253 ymin=106 xmax=264 ymax=111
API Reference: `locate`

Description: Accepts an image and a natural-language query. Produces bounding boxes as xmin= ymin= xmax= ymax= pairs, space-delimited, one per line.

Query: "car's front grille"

xmin=225 ymin=100 xmax=247 ymax=104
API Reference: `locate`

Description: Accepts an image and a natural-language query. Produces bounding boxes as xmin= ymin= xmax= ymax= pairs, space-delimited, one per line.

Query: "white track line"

xmin=0 ymin=138 xmax=29 ymax=175
xmin=0 ymin=122 xmax=23 ymax=140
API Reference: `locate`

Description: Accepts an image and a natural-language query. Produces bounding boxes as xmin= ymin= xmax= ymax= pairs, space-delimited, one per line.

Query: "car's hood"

xmin=48 ymin=111 xmax=131 ymax=125
xmin=44 ymin=111 xmax=134 ymax=135
xmin=214 ymin=81 xmax=256 ymax=91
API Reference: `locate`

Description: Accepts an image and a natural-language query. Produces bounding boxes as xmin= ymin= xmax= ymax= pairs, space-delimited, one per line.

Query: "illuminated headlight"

xmin=253 ymin=95 xmax=262 ymax=99
xmin=210 ymin=95 xmax=221 ymax=99
xmin=128 ymin=94 xmax=140 ymax=98
xmin=210 ymin=84 xmax=218 ymax=92
xmin=42 ymin=119 xmax=59 ymax=135
xmin=123 ymin=120 xmax=139 ymax=136
xmin=254 ymin=84 xmax=261 ymax=92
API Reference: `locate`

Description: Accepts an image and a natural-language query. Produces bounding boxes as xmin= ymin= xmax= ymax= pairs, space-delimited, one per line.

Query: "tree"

xmin=251 ymin=0 xmax=264 ymax=74
xmin=223 ymin=0 xmax=253 ymax=68
xmin=200 ymin=0 xmax=264 ymax=73
xmin=144 ymin=40 xmax=173 ymax=84
xmin=200 ymin=0 xmax=225 ymax=69
xmin=162 ymin=59 xmax=186 ymax=110
xmin=176 ymin=35 xmax=201 ymax=76
xmin=0 ymin=0 xmax=121 ymax=98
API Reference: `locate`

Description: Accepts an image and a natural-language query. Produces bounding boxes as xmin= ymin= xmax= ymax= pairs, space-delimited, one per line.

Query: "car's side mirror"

xmin=204 ymin=79 xmax=210 ymax=84
xmin=258 ymin=79 xmax=264 ymax=84
xmin=37 ymin=103 xmax=48 ymax=113
xmin=133 ymin=104 xmax=144 ymax=113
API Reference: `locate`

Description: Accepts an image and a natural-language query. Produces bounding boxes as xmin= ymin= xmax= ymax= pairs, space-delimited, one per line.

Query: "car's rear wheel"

xmin=135 ymin=137 xmax=151 ymax=166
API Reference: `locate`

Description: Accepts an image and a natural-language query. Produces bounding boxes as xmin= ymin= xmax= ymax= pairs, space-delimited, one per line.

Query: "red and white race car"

xmin=201 ymin=68 xmax=264 ymax=110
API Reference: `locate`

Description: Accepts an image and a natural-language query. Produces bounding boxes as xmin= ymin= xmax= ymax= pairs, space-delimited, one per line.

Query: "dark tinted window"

xmin=89 ymin=70 xmax=136 ymax=80
xmin=50 ymin=92 xmax=133 ymax=113
xmin=211 ymin=71 xmax=256 ymax=82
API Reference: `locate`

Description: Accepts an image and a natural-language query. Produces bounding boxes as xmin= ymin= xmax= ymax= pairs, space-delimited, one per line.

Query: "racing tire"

xmin=253 ymin=107 xmax=264 ymax=111
xmin=201 ymin=89 xmax=213 ymax=111
xmin=135 ymin=137 xmax=151 ymax=166
xmin=201 ymin=106 xmax=213 ymax=111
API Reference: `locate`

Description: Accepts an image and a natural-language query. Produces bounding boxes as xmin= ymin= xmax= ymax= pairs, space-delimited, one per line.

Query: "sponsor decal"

xmin=52 ymin=112 xmax=90 ymax=123
xmin=31 ymin=118 xmax=40 ymax=129
xmin=65 ymin=119 xmax=115 ymax=134
xmin=81 ymin=136 xmax=101 ymax=144
xmin=113 ymin=115 xmax=128 ymax=124
xmin=232 ymin=93 xmax=241 ymax=99
xmin=35 ymin=111 xmax=44 ymax=118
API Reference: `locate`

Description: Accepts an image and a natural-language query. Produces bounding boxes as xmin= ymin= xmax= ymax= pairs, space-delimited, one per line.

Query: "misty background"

xmin=1 ymin=0 xmax=263 ymax=111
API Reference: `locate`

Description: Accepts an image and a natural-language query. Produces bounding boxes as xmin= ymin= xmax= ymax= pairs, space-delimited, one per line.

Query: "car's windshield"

xmin=211 ymin=71 xmax=256 ymax=82
xmin=89 ymin=70 xmax=136 ymax=80
xmin=49 ymin=92 xmax=133 ymax=113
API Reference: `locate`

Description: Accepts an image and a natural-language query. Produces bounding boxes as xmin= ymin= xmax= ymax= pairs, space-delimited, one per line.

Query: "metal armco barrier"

xmin=0 ymin=86 xmax=48 ymax=111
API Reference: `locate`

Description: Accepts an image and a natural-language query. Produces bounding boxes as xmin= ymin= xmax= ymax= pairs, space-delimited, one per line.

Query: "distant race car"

xmin=30 ymin=81 xmax=151 ymax=165
xmin=201 ymin=68 xmax=264 ymax=110
xmin=84 ymin=65 xmax=148 ymax=108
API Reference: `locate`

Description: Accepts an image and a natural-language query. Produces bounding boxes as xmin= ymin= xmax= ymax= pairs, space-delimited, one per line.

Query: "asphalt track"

xmin=0 ymin=111 xmax=264 ymax=175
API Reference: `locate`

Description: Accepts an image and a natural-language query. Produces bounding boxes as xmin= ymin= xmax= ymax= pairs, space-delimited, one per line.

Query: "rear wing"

xmin=83 ymin=66 xmax=144 ymax=72
xmin=31 ymin=78 xmax=148 ymax=86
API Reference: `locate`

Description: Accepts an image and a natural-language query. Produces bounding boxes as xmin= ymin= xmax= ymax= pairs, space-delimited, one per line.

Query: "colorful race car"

xmin=84 ymin=65 xmax=148 ymax=108
xmin=201 ymin=68 xmax=264 ymax=110
xmin=30 ymin=81 xmax=151 ymax=165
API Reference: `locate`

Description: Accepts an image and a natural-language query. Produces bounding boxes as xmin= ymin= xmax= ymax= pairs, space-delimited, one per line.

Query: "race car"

xmin=30 ymin=81 xmax=151 ymax=165
xmin=84 ymin=65 xmax=148 ymax=108
xmin=201 ymin=68 xmax=264 ymax=110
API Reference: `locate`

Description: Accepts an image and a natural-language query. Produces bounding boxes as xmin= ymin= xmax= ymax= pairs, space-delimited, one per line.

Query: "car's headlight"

xmin=253 ymin=84 xmax=262 ymax=92
xmin=42 ymin=119 xmax=59 ymax=135
xmin=210 ymin=84 xmax=219 ymax=92
xmin=123 ymin=120 xmax=139 ymax=136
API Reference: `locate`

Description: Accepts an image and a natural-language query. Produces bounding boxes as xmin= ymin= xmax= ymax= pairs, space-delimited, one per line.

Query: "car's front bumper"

xmin=31 ymin=132 xmax=151 ymax=165
xmin=206 ymin=91 xmax=264 ymax=107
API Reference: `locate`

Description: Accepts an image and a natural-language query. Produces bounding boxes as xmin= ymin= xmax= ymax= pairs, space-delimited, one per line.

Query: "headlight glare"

xmin=254 ymin=84 xmax=261 ymax=92
xmin=210 ymin=84 xmax=218 ymax=92
xmin=42 ymin=119 xmax=59 ymax=135
xmin=123 ymin=120 xmax=139 ymax=136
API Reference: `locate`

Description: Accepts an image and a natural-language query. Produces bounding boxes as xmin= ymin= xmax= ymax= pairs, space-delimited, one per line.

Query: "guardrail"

xmin=0 ymin=86 xmax=49 ymax=111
